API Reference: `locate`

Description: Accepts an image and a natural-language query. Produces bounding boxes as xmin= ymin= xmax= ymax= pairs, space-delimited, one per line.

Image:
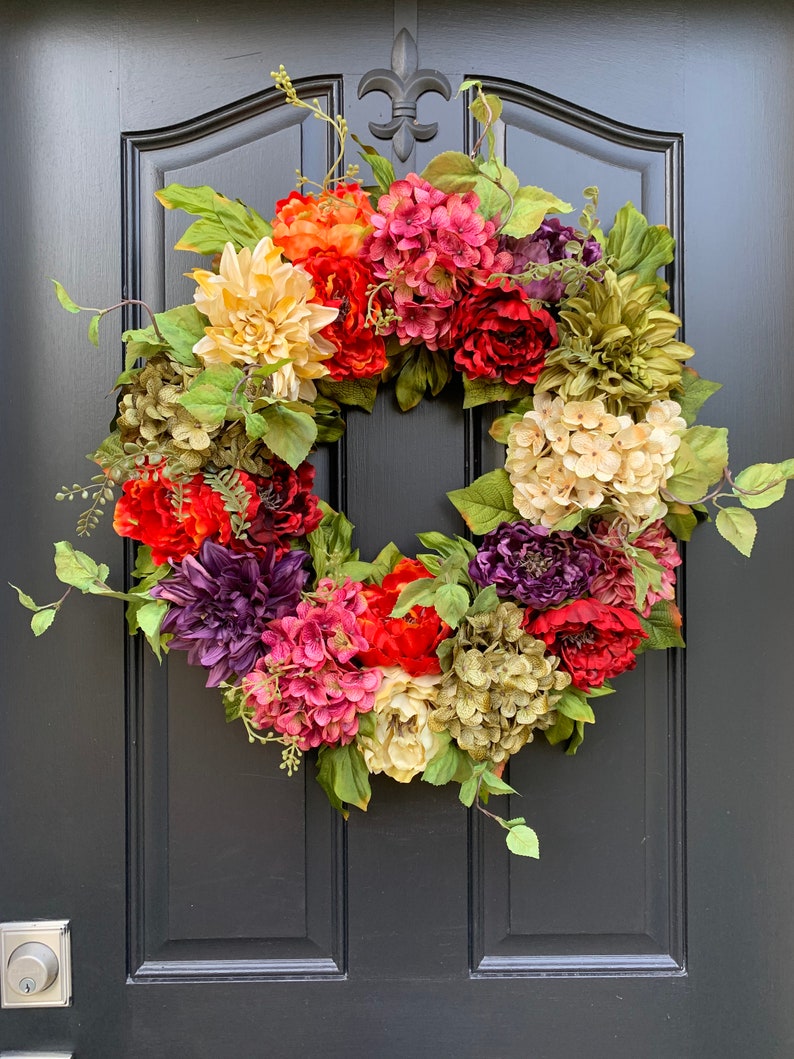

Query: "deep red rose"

xmin=113 ymin=472 xmax=257 ymax=566
xmin=448 ymin=280 xmax=558 ymax=385
xmin=356 ymin=558 xmax=450 ymax=676
xmin=299 ymin=250 xmax=387 ymax=379
xmin=244 ymin=459 xmax=323 ymax=556
xmin=525 ymin=597 xmax=647 ymax=692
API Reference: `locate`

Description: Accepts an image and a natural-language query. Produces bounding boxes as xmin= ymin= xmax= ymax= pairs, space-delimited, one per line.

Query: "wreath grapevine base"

xmin=16 ymin=70 xmax=794 ymax=858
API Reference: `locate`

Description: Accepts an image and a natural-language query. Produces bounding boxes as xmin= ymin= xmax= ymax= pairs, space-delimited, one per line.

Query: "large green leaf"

xmin=54 ymin=541 xmax=109 ymax=591
xmin=316 ymin=743 xmax=372 ymax=815
xmin=448 ymin=469 xmax=519 ymax=534
xmin=638 ymin=600 xmax=685 ymax=652
xmin=259 ymin=403 xmax=317 ymax=468
xmin=676 ymin=367 xmax=722 ymax=426
xmin=605 ymin=202 xmax=675 ymax=288
xmin=505 ymin=824 xmax=540 ymax=859
xmin=155 ymin=183 xmax=272 ymax=254
xmin=421 ymin=151 xmax=480 ymax=193
xmin=715 ymin=507 xmax=757 ymax=557
xmin=500 ymin=185 xmax=573 ymax=239
xmin=317 ymin=376 xmax=379 ymax=412
xmin=733 ymin=461 xmax=794 ymax=509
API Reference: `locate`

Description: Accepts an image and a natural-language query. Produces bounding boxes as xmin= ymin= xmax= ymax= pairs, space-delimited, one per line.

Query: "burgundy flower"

xmin=152 ymin=540 xmax=309 ymax=687
xmin=525 ymin=598 xmax=647 ymax=692
xmin=469 ymin=521 xmax=601 ymax=610
xmin=448 ymin=281 xmax=558 ymax=385
xmin=245 ymin=459 xmax=323 ymax=556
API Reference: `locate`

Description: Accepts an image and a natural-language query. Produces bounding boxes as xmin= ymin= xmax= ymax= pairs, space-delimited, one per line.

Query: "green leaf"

xmin=316 ymin=376 xmax=379 ymax=412
xmin=390 ymin=577 xmax=438 ymax=618
xmin=472 ymin=158 xmax=519 ymax=219
xmin=544 ymin=713 xmax=575 ymax=746
xmin=395 ymin=349 xmax=429 ymax=410
xmin=686 ymin=425 xmax=729 ymax=480
xmin=676 ymin=367 xmax=722 ymax=426
xmin=448 ymin=468 xmax=519 ymax=535
xmin=178 ymin=384 xmax=229 ymax=428
xmin=31 ymin=609 xmax=57 ymax=636
xmin=421 ymin=151 xmax=481 ymax=194
xmin=481 ymin=770 xmax=518 ymax=797
xmin=500 ymin=184 xmax=573 ymax=239
xmin=565 ymin=720 xmax=587 ymax=756
xmin=127 ymin=597 xmax=169 ymax=659
xmin=462 ymin=375 xmax=532 ymax=409
xmin=316 ymin=743 xmax=371 ymax=814
xmin=505 ymin=824 xmax=540 ymax=859
xmin=433 ymin=583 xmax=471 ymax=628
xmin=458 ymin=774 xmax=480 ymax=807
xmin=9 ymin=584 xmax=39 ymax=611
xmin=664 ymin=503 xmax=699 ymax=541
xmin=422 ymin=740 xmax=470 ymax=786
xmin=259 ymin=403 xmax=317 ymax=468
xmin=415 ymin=532 xmax=476 ymax=562
xmin=631 ymin=546 xmax=665 ymax=612
xmin=53 ymin=541 xmax=105 ymax=591
xmin=638 ymin=600 xmax=685 ymax=651
xmin=155 ymin=183 xmax=272 ymax=254
xmin=555 ymin=686 xmax=596 ymax=724
xmin=152 ymin=305 xmax=206 ymax=366
xmin=734 ymin=461 xmax=794 ymax=510
xmin=489 ymin=411 xmax=523 ymax=445
xmin=715 ymin=507 xmax=757 ymax=557
xmin=88 ymin=314 xmax=101 ymax=347
xmin=467 ymin=584 xmax=499 ymax=616
xmin=605 ymin=202 xmax=675 ymax=288
xmin=51 ymin=279 xmax=88 ymax=314
xmin=470 ymin=91 xmax=503 ymax=126
xmin=353 ymin=138 xmax=397 ymax=195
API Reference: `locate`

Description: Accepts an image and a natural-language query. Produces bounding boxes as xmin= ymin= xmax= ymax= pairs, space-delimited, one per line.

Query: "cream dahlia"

xmin=190 ymin=237 xmax=338 ymax=401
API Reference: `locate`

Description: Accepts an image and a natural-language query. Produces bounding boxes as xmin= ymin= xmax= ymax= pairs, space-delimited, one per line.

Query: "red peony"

xmin=525 ymin=597 xmax=647 ymax=692
xmin=298 ymin=250 xmax=387 ymax=379
xmin=448 ymin=280 xmax=558 ymax=385
xmin=356 ymin=558 xmax=450 ymax=676
xmin=244 ymin=459 xmax=323 ymax=556
xmin=113 ymin=472 xmax=258 ymax=566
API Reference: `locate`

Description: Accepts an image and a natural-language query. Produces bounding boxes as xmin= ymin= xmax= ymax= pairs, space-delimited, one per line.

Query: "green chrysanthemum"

xmin=428 ymin=602 xmax=570 ymax=764
xmin=535 ymin=270 xmax=693 ymax=415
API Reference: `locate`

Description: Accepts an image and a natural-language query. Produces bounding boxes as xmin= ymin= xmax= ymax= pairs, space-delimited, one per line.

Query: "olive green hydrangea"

xmin=428 ymin=602 xmax=570 ymax=765
xmin=535 ymin=270 xmax=693 ymax=415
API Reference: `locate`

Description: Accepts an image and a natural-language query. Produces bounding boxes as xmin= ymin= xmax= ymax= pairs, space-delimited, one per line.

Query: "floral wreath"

xmin=15 ymin=70 xmax=794 ymax=858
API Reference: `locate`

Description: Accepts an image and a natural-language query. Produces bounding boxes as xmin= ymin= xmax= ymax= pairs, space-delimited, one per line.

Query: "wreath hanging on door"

xmin=15 ymin=70 xmax=794 ymax=857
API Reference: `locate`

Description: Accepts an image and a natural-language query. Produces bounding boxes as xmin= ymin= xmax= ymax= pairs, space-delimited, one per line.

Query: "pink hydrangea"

xmin=361 ymin=174 xmax=512 ymax=350
xmin=585 ymin=519 xmax=680 ymax=616
xmin=241 ymin=578 xmax=382 ymax=749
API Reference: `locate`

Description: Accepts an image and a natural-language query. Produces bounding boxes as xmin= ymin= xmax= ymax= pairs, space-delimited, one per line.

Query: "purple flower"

xmin=469 ymin=522 xmax=602 ymax=610
xmin=500 ymin=219 xmax=602 ymax=302
xmin=152 ymin=540 xmax=309 ymax=687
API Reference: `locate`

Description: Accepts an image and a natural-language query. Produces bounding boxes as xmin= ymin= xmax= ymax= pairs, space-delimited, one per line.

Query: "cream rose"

xmin=358 ymin=667 xmax=444 ymax=783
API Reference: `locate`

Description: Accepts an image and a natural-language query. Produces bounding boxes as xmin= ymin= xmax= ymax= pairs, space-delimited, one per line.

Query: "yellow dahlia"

xmin=190 ymin=237 xmax=338 ymax=401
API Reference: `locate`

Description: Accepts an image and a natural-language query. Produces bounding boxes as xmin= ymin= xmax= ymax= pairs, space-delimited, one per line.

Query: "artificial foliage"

xmin=14 ymin=70 xmax=794 ymax=857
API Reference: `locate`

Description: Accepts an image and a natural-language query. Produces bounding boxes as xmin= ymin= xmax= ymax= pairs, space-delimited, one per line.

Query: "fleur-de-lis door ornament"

xmin=358 ymin=27 xmax=452 ymax=162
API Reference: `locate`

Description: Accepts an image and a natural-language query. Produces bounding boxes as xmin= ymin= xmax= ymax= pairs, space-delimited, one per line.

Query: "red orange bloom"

xmin=356 ymin=558 xmax=451 ymax=676
xmin=272 ymin=183 xmax=375 ymax=260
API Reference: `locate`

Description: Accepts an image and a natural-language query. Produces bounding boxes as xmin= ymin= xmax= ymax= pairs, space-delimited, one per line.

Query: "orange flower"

xmin=272 ymin=183 xmax=374 ymax=260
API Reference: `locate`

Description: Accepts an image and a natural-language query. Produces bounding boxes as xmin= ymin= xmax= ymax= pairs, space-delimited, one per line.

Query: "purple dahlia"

xmin=468 ymin=521 xmax=602 ymax=610
xmin=152 ymin=540 xmax=309 ymax=687
xmin=500 ymin=218 xmax=602 ymax=302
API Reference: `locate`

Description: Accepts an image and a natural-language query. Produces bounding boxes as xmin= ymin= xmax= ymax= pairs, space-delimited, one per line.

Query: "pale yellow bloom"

xmin=190 ymin=237 xmax=338 ymax=401
xmin=506 ymin=395 xmax=685 ymax=530
xmin=358 ymin=668 xmax=444 ymax=783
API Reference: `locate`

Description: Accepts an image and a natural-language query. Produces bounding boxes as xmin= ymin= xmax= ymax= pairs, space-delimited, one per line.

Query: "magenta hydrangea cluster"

xmin=361 ymin=174 xmax=512 ymax=350
xmin=241 ymin=578 xmax=382 ymax=750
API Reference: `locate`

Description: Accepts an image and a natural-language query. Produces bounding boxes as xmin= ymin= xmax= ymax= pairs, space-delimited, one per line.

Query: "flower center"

xmin=522 ymin=551 xmax=552 ymax=577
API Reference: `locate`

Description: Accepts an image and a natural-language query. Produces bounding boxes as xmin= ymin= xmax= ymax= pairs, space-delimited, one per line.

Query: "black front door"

xmin=2 ymin=2 xmax=793 ymax=1056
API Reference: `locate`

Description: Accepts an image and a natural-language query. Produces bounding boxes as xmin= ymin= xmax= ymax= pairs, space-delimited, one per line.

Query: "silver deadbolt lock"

xmin=0 ymin=921 xmax=71 ymax=1008
xmin=7 ymin=942 xmax=59 ymax=996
